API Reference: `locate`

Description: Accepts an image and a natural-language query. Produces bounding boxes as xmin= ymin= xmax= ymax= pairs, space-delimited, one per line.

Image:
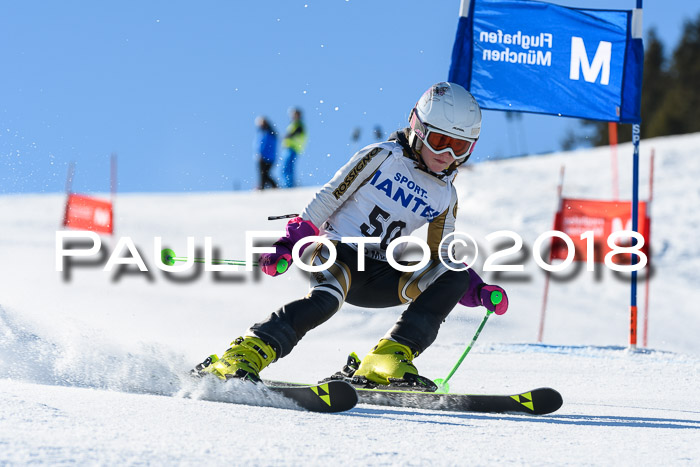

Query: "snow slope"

xmin=1 ymin=133 xmax=699 ymax=465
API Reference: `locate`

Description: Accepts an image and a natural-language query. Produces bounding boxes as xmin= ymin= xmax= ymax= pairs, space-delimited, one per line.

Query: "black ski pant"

xmin=250 ymin=242 xmax=471 ymax=359
xmin=259 ymin=159 xmax=277 ymax=189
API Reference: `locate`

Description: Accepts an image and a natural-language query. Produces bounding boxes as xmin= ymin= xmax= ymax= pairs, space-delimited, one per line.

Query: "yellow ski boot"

xmin=354 ymin=339 xmax=421 ymax=384
xmin=194 ymin=336 xmax=276 ymax=382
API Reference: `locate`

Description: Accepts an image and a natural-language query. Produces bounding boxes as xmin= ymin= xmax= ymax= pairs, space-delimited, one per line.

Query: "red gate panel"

xmin=551 ymin=198 xmax=649 ymax=264
xmin=63 ymin=194 xmax=113 ymax=234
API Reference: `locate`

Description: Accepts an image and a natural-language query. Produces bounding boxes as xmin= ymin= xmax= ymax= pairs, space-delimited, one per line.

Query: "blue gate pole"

xmin=630 ymin=124 xmax=641 ymax=349
xmin=629 ymin=0 xmax=644 ymax=350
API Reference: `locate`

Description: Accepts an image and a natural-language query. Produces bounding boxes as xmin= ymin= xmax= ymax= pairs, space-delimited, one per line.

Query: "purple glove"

xmin=458 ymin=268 xmax=509 ymax=315
xmin=458 ymin=268 xmax=486 ymax=307
xmin=259 ymin=217 xmax=320 ymax=277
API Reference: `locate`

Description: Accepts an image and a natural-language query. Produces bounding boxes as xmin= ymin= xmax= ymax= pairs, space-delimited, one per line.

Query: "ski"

xmin=266 ymin=380 xmax=358 ymax=413
xmin=187 ymin=376 xmax=358 ymax=413
xmin=189 ymin=354 xmax=358 ymax=413
xmin=354 ymin=386 xmax=563 ymax=415
xmin=264 ymin=380 xmax=562 ymax=415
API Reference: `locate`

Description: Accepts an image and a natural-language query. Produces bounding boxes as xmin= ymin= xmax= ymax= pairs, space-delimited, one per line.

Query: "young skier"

xmin=195 ymin=82 xmax=509 ymax=387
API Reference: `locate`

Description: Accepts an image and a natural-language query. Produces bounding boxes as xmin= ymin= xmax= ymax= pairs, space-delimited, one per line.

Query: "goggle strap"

xmin=409 ymin=109 xmax=427 ymax=140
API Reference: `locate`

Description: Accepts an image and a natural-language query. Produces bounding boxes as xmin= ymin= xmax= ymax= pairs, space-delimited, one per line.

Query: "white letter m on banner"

xmin=569 ymin=37 xmax=612 ymax=85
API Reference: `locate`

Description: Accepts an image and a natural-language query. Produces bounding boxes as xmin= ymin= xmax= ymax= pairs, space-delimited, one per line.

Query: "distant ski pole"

xmin=160 ymin=249 xmax=258 ymax=267
xmin=434 ymin=290 xmax=503 ymax=393
xmin=267 ymin=213 xmax=299 ymax=220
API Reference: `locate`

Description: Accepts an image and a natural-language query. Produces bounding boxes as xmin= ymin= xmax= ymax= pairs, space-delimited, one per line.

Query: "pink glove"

xmin=259 ymin=217 xmax=319 ymax=277
xmin=458 ymin=268 xmax=508 ymax=315
xmin=479 ymin=284 xmax=508 ymax=315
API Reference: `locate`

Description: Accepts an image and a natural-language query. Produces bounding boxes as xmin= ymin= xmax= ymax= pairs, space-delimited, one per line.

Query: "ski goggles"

xmin=410 ymin=110 xmax=477 ymax=160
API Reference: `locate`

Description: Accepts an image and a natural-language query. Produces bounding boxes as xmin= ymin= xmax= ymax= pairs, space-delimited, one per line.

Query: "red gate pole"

xmin=62 ymin=162 xmax=76 ymax=228
xmin=537 ymin=165 xmax=565 ymax=343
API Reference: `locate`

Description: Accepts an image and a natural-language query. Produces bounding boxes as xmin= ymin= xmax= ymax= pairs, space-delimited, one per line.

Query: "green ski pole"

xmin=434 ymin=290 xmax=503 ymax=394
xmin=160 ymin=248 xmax=272 ymax=270
xmin=159 ymin=216 xmax=298 ymax=273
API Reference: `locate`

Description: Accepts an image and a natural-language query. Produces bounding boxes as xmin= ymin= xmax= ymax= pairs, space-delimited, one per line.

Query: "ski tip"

xmin=517 ymin=387 xmax=563 ymax=415
xmin=268 ymin=380 xmax=358 ymax=413
xmin=317 ymin=380 xmax=359 ymax=412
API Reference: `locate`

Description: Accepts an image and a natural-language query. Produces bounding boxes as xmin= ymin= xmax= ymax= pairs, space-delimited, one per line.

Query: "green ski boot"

xmin=194 ymin=336 xmax=276 ymax=382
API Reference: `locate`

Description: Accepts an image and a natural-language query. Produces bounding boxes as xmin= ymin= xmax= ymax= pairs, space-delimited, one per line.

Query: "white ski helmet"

xmin=408 ymin=82 xmax=482 ymax=162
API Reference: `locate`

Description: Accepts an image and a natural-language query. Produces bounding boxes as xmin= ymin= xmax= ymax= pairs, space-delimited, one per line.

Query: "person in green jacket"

xmin=281 ymin=107 xmax=307 ymax=188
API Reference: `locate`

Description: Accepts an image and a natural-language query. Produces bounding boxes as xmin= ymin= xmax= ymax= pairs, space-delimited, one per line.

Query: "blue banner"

xmin=448 ymin=0 xmax=643 ymax=123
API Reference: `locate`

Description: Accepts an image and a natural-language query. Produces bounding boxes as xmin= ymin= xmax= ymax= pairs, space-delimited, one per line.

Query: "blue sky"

xmin=1 ymin=0 xmax=698 ymax=194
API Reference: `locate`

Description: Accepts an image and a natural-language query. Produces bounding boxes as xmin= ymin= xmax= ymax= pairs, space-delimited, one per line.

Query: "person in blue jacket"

xmin=254 ymin=116 xmax=278 ymax=190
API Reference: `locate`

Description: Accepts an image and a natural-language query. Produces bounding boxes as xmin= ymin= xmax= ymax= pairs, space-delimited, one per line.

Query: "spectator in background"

xmin=374 ymin=125 xmax=383 ymax=141
xmin=255 ymin=116 xmax=277 ymax=190
xmin=281 ymin=107 xmax=307 ymax=188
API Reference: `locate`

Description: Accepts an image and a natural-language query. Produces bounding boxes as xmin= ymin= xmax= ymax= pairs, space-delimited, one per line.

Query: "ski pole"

xmin=434 ymin=290 xmax=503 ymax=394
xmin=160 ymin=214 xmax=297 ymax=272
xmin=160 ymin=248 xmax=258 ymax=268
